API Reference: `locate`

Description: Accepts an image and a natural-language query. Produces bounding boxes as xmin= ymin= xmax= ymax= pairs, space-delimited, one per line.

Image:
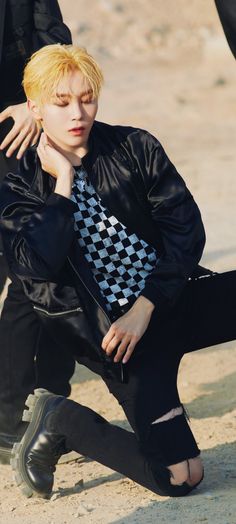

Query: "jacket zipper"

xmin=67 ymin=256 xmax=111 ymax=328
xmin=33 ymin=305 xmax=83 ymax=316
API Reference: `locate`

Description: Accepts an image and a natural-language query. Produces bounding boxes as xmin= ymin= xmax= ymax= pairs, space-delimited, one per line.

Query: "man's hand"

xmin=102 ymin=296 xmax=155 ymax=364
xmin=0 ymin=102 xmax=40 ymax=159
xmin=37 ymin=132 xmax=75 ymax=198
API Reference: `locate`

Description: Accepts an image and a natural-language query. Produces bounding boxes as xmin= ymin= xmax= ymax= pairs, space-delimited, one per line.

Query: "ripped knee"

xmin=151 ymin=406 xmax=203 ymax=489
xmin=151 ymin=406 xmax=183 ymax=425
xmin=168 ymin=456 xmax=204 ymax=488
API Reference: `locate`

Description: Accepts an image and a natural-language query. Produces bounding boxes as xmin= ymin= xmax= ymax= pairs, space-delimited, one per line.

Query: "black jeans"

xmin=53 ymin=270 xmax=236 ymax=496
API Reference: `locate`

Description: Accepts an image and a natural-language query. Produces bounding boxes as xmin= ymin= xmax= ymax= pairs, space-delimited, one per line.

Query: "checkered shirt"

xmin=71 ymin=166 xmax=159 ymax=311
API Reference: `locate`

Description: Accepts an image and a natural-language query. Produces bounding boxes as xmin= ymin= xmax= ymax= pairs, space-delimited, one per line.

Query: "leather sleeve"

xmin=0 ymin=167 xmax=77 ymax=280
xmin=33 ymin=0 xmax=72 ymax=48
xmin=137 ymin=132 xmax=206 ymax=310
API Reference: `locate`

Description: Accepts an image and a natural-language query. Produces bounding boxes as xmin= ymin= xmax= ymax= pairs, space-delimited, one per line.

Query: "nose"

xmin=70 ymin=100 xmax=83 ymax=121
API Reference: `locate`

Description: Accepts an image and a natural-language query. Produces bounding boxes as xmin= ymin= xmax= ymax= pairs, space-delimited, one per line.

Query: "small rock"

xmin=74 ymin=508 xmax=87 ymax=517
xmin=74 ymin=502 xmax=95 ymax=517
xmin=85 ymin=504 xmax=94 ymax=512
xmin=72 ymin=478 xmax=84 ymax=493
xmin=50 ymin=493 xmax=60 ymax=502
xmin=75 ymin=478 xmax=84 ymax=487
xmin=203 ymin=491 xmax=214 ymax=499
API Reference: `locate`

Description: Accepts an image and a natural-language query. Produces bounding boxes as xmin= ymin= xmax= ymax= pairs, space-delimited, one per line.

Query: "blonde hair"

xmin=23 ymin=44 xmax=104 ymax=104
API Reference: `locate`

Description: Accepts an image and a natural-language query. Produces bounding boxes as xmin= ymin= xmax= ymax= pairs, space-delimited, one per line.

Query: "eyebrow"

xmin=55 ymin=89 xmax=93 ymax=98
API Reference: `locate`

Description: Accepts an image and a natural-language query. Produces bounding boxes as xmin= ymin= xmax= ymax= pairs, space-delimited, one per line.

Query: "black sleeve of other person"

xmin=33 ymin=0 xmax=72 ymax=49
xmin=0 ymin=0 xmax=72 ymax=108
xmin=215 ymin=0 xmax=236 ymax=59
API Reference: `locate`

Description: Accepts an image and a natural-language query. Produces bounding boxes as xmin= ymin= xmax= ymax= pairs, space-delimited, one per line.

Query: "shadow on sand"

xmin=53 ymin=441 xmax=236 ymax=523
xmin=185 ymin=368 xmax=236 ymax=418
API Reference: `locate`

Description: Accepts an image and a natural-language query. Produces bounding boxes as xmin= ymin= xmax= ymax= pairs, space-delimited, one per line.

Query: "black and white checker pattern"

xmin=71 ymin=166 xmax=159 ymax=311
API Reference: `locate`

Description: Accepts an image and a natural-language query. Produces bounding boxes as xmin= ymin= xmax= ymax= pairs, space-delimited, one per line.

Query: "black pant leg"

xmin=54 ymin=397 xmax=193 ymax=497
xmin=0 ymin=276 xmax=76 ymax=438
xmin=63 ymin=309 xmax=199 ymax=496
xmin=0 ymin=278 xmax=39 ymax=437
xmin=35 ymin=328 xmax=75 ymax=397
xmin=182 ymin=271 xmax=236 ymax=353
xmin=102 ymin=311 xmax=200 ymax=467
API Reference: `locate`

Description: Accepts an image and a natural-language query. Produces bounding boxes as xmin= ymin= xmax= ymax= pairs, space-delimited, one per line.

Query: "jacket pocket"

xmin=33 ymin=305 xmax=83 ymax=316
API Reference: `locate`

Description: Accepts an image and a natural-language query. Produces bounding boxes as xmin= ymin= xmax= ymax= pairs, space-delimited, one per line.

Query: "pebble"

xmin=75 ymin=479 xmax=84 ymax=487
xmin=72 ymin=479 xmax=84 ymax=493
xmin=203 ymin=491 xmax=214 ymax=499
xmin=73 ymin=503 xmax=95 ymax=517
xmin=50 ymin=493 xmax=60 ymax=502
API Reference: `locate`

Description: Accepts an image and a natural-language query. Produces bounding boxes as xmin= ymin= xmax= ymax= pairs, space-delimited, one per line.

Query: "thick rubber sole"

xmin=11 ymin=388 xmax=54 ymax=499
xmin=1 ymin=444 xmax=80 ymax=466
xmin=0 ymin=446 xmax=11 ymax=465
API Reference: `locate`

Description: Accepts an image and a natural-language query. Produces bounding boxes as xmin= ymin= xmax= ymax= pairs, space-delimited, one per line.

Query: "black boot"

xmin=11 ymin=389 xmax=69 ymax=498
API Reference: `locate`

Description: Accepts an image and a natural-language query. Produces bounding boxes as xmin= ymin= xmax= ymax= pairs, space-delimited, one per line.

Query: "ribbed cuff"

xmin=140 ymin=282 xmax=167 ymax=310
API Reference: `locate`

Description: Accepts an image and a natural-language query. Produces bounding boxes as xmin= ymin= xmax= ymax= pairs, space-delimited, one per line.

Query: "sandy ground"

xmin=0 ymin=1 xmax=236 ymax=523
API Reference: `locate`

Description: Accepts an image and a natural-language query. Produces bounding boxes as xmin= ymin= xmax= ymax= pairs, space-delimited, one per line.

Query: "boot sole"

xmin=11 ymin=388 xmax=54 ymax=499
xmin=0 ymin=446 xmax=11 ymax=465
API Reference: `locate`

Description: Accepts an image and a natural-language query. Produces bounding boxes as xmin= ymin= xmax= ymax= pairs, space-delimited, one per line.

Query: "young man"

xmin=1 ymin=44 xmax=235 ymax=499
xmin=0 ymin=0 xmax=75 ymax=464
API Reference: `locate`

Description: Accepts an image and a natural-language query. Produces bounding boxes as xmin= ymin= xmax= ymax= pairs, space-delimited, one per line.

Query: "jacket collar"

xmin=23 ymin=143 xmax=55 ymax=201
xmin=28 ymin=121 xmax=108 ymax=199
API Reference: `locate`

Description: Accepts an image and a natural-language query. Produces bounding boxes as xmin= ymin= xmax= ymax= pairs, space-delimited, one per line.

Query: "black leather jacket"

xmin=0 ymin=121 xmax=206 ymax=368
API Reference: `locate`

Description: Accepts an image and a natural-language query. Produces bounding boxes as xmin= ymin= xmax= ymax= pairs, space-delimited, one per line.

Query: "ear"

xmin=27 ymin=99 xmax=42 ymax=122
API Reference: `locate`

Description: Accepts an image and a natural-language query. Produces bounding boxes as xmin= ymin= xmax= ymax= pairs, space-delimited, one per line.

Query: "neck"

xmin=43 ymin=134 xmax=89 ymax=166
xmin=61 ymin=147 xmax=88 ymax=166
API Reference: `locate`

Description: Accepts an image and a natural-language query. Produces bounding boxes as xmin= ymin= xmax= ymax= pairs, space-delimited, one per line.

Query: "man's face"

xmin=33 ymin=70 xmax=98 ymax=153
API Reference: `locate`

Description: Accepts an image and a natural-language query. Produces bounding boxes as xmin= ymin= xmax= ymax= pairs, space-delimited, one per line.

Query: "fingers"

xmin=0 ymin=106 xmax=11 ymax=123
xmin=101 ymin=326 xmax=119 ymax=353
xmin=0 ymin=122 xmax=39 ymax=158
xmin=102 ymin=324 xmax=139 ymax=363
xmin=115 ymin=338 xmax=137 ymax=364
xmin=0 ymin=124 xmax=19 ymax=153
xmin=4 ymin=127 xmax=33 ymax=158
xmin=16 ymin=128 xmax=39 ymax=159
xmin=37 ymin=133 xmax=48 ymax=161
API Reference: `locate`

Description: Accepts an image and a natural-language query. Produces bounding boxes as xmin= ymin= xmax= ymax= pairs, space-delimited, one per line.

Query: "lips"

xmin=68 ymin=127 xmax=85 ymax=136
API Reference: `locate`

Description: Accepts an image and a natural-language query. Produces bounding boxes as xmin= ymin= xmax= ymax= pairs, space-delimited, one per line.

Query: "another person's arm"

xmin=33 ymin=0 xmax=72 ymax=48
xmin=0 ymin=0 xmax=72 ymax=159
xmin=215 ymin=0 xmax=236 ymax=59
xmin=0 ymin=103 xmax=40 ymax=159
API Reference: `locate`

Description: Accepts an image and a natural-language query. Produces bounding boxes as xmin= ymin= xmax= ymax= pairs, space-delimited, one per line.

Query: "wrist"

xmin=133 ymin=295 xmax=155 ymax=314
xmin=54 ymin=167 xmax=74 ymax=199
xmin=56 ymin=166 xmax=75 ymax=180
